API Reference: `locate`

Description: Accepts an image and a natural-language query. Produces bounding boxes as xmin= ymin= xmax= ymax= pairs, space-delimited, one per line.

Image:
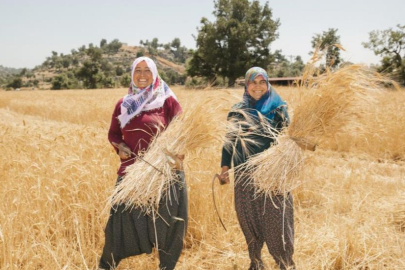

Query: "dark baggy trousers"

xmin=235 ymin=173 xmax=295 ymax=270
xmin=99 ymin=171 xmax=187 ymax=270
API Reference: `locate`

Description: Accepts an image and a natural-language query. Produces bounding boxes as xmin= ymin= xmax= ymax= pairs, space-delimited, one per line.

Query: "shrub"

xmin=120 ymin=74 xmax=131 ymax=87
xmin=51 ymin=74 xmax=70 ymax=90
xmin=7 ymin=77 xmax=22 ymax=89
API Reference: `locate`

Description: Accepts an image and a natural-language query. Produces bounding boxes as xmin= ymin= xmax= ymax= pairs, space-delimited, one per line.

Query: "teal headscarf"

xmin=243 ymin=67 xmax=287 ymax=121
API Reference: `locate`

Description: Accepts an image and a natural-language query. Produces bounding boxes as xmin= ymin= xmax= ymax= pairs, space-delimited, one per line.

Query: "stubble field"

xmin=0 ymin=86 xmax=404 ymax=269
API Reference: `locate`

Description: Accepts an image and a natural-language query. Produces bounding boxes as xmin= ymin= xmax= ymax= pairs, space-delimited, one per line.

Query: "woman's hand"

xmin=176 ymin=154 xmax=185 ymax=161
xmin=219 ymin=166 xmax=230 ymax=185
xmin=117 ymin=142 xmax=132 ymax=160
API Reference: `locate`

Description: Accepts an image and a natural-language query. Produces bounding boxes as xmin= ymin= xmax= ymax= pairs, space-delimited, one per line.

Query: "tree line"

xmin=2 ymin=0 xmax=404 ymax=90
xmin=188 ymin=0 xmax=404 ymax=86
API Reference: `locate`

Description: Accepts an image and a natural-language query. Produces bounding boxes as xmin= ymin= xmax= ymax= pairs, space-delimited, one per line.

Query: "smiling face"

xmin=132 ymin=61 xmax=153 ymax=88
xmin=247 ymin=75 xmax=268 ymax=100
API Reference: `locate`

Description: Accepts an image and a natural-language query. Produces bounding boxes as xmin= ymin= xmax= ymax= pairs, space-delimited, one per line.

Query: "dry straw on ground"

xmin=1 ymin=87 xmax=405 ymax=269
xmin=391 ymin=193 xmax=405 ymax=232
xmin=237 ymin=50 xmax=397 ymax=195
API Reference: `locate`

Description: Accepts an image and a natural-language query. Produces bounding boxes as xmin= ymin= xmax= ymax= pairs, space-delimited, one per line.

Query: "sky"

xmin=0 ymin=0 xmax=404 ymax=69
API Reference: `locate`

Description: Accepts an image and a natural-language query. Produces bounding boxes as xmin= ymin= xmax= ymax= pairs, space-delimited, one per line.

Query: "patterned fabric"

xmin=109 ymin=96 xmax=182 ymax=176
xmin=235 ymin=173 xmax=295 ymax=270
xmin=243 ymin=67 xmax=287 ymax=121
xmin=99 ymin=172 xmax=188 ymax=270
xmin=118 ymin=56 xmax=178 ymax=128
xmin=222 ymin=67 xmax=295 ymax=269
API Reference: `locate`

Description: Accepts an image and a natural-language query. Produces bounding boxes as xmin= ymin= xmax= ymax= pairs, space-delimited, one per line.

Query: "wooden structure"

xmin=236 ymin=77 xmax=302 ymax=86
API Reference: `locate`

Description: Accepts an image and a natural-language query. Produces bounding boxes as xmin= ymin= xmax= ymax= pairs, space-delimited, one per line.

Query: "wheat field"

xmin=0 ymin=86 xmax=404 ymax=270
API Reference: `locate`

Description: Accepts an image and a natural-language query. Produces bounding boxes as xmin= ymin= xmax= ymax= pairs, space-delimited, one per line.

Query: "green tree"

xmin=103 ymin=76 xmax=115 ymax=88
xmin=363 ymin=24 xmax=405 ymax=85
xmin=19 ymin=68 xmax=27 ymax=76
xmin=141 ymin=38 xmax=161 ymax=57
xmin=100 ymin=38 xmax=107 ymax=48
xmin=100 ymin=59 xmax=113 ymax=75
xmin=54 ymin=58 xmax=63 ymax=70
xmin=268 ymin=51 xmax=304 ymax=78
xmin=86 ymin=46 xmax=103 ymax=62
xmin=148 ymin=47 xmax=158 ymax=58
xmin=76 ymin=60 xmax=101 ymax=88
xmin=72 ymin=57 xmax=79 ymax=67
xmin=7 ymin=77 xmax=22 ymax=89
xmin=42 ymin=57 xmax=51 ymax=68
xmin=106 ymin=39 xmax=123 ymax=54
xmin=150 ymin=38 xmax=162 ymax=49
xmin=120 ymin=74 xmax=131 ymax=87
xmin=51 ymin=74 xmax=70 ymax=90
xmin=47 ymin=51 xmax=62 ymax=70
xmin=62 ymin=56 xmax=71 ymax=69
xmin=188 ymin=0 xmax=280 ymax=86
xmin=115 ymin=66 xmax=124 ymax=76
xmin=268 ymin=50 xmax=288 ymax=77
xmin=78 ymin=45 xmax=86 ymax=54
xmin=171 ymin=38 xmax=181 ymax=50
xmin=167 ymin=38 xmax=188 ymax=63
xmin=290 ymin=56 xmax=305 ymax=76
xmin=272 ymin=50 xmax=287 ymax=64
xmin=136 ymin=48 xmax=145 ymax=58
xmin=175 ymin=46 xmax=189 ymax=63
xmin=310 ymin=28 xmax=342 ymax=68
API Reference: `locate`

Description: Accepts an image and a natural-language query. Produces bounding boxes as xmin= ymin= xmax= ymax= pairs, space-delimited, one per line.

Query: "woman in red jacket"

xmin=99 ymin=56 xmax=186 ymax=270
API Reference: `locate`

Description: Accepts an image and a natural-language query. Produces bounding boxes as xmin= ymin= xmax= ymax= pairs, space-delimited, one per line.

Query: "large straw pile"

xmin=237 ymin=57 xmax=396 ymax=195
xmin=110 ymin=97 xmax=228 ymax=213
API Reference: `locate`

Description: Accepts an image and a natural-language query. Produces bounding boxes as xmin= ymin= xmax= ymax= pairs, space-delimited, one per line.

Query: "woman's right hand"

xmin=219 ymin=166 xmax=230 ymax=185
xmin=117 ymin=142 xmax=132 ymax=160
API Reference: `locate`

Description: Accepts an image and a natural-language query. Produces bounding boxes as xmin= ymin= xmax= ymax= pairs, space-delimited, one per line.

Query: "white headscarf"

xmin=118 ymin=56 xmax=177 ymax=128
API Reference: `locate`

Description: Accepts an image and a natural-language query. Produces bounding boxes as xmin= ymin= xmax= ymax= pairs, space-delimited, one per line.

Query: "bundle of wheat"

xmin=236 ymin=56 xmax=395 ymax=195
xmin=239 ymin=135 xmax=305 ymax=194
xmin=110 ymin=97 xmax=229 ymax=212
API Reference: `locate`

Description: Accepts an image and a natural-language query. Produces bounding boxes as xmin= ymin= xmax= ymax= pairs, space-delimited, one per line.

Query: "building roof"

xmin=236 ymin=76 xmax=302 ymax=85
xmin=268 ymin=77 xmax=302 ymax=81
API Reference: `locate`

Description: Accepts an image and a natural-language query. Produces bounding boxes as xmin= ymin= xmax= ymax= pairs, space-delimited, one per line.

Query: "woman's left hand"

xmin=117 ymin=142 xmax=132 ymax=160
xmin=219 ymin=166 xmax=230 ymax=185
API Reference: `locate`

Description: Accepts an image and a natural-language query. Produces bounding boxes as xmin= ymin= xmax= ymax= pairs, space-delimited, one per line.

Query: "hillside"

xmin=0 ymin=65 xmax=22 ymax=77
xmin=1 ymin=40 xmax=188 ymax=90
xmin=0 ymin=65 xmax=23 ymax=86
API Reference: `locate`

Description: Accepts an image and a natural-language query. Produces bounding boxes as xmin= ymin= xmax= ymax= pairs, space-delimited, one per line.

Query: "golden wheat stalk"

xmin=391 ymin=193 xmax=405 ymax=232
